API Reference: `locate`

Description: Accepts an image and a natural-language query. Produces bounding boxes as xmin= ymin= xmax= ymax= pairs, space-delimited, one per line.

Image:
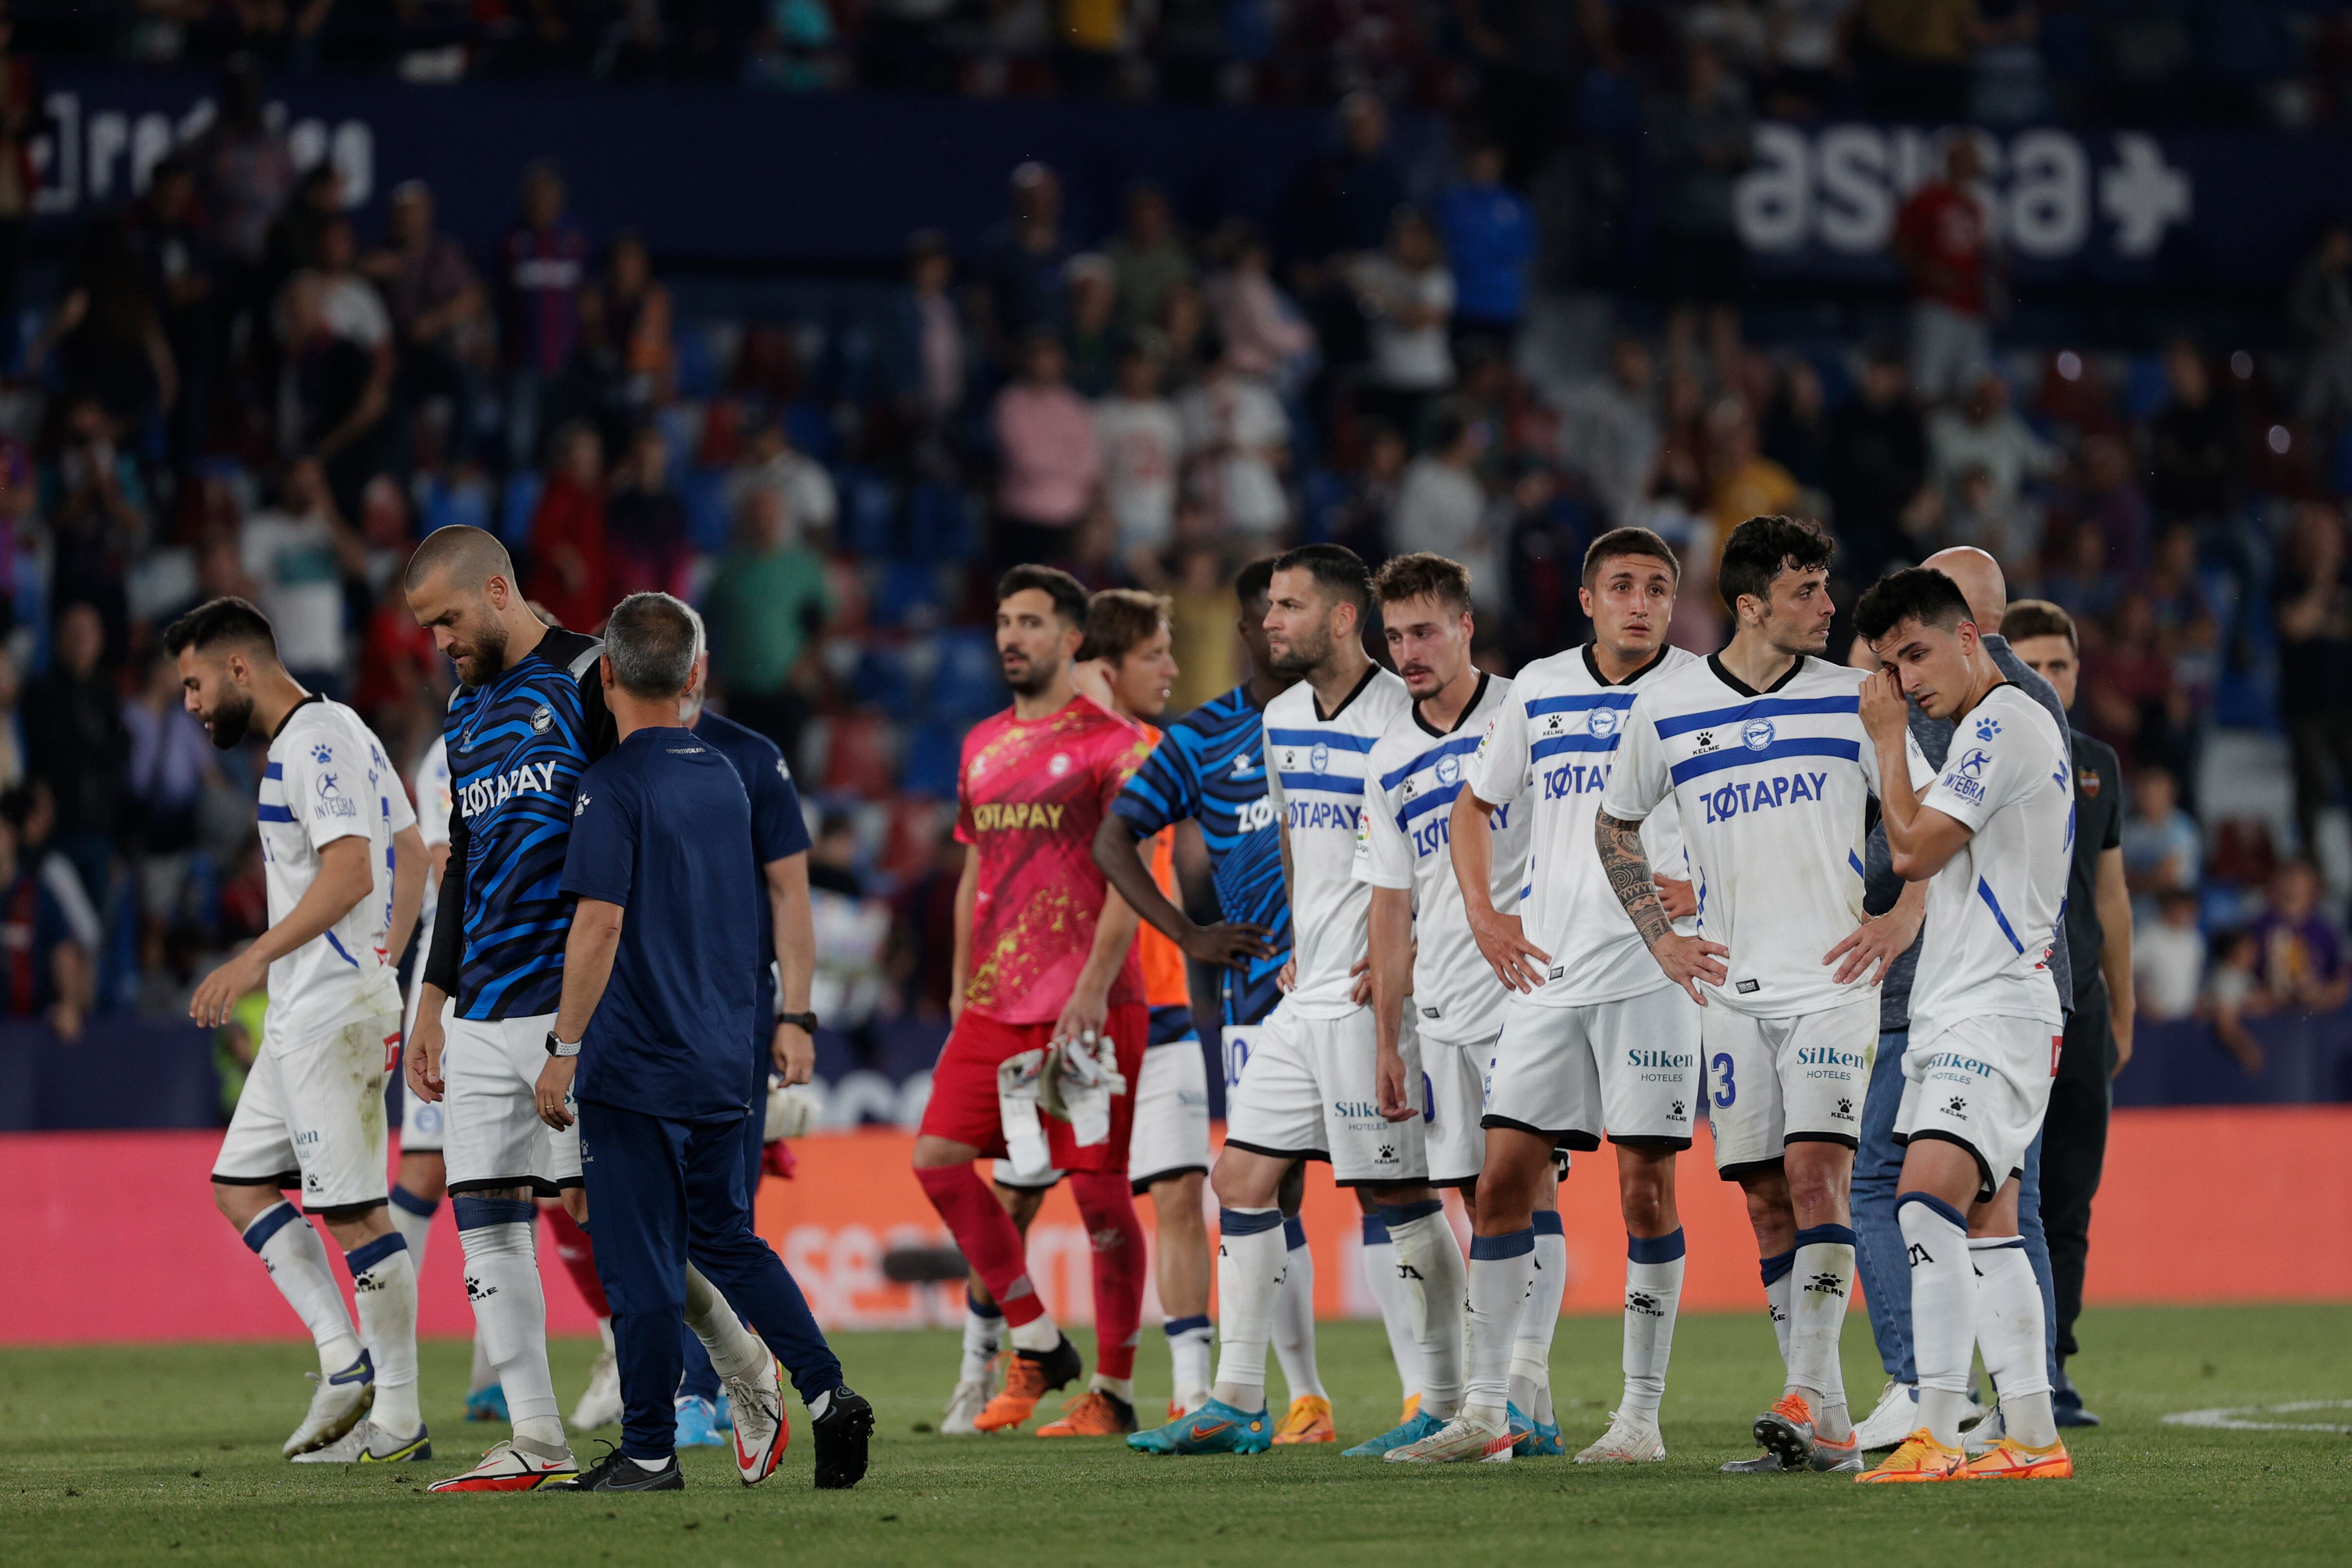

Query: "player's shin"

xmin=387 ymin=1184 xmax=438 ymax=1270
xmin=1512 ymin=1209 xmax=1568 ymax=1424
xmin=682 ymin=1262 xmax=767 ymax=1383
xmin=1072 ymin=1171 xmax=1146 ymax=1400
xmin=345 ymin=1232 xmax=422 ymax=1437
xmin=1787 ymin=1223 xmax=1859 ymax=1440
xmin=242 ymin=1202 xmax=362 ymax=1376
xmin=1970 ymin=1236 xmax=2058 ymax=1447
xmin=1465 ymin=1229 xmax=1535 ymax=1429
xmin=1383 ymin=1200 xmax=1465 ymax=1420
xmin=1210 ymin=1209 xmax=1285 ymax=1413
xmin=1899 ymin=1194 xmax=1976 ymax=1448
xmin=913 ymin=1163 xmax=1059 ymax=1347
xmin=1359 ymin=1215 xmax=1426 ymax=1408
xmin=1621 ymin=1228 xmax=1685 ymax=1423
xmin=455 ymin=1197 xmax=565 ymax=1447
xmin=1759 ymin=1249 xmax=1796 ymax=1369
xmin=960 ymin=1287 xmax=1005 ymax=1383
xmin=1272 ymin=1216 xmax=1327 ymax=1400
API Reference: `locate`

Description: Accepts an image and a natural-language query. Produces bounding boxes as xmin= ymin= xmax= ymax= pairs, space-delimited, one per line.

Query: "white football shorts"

xmin=213 ymin=1009 xmax=405 ymax=1210
xmin=1896 ymin=1015 xmax=2061 ymax=1202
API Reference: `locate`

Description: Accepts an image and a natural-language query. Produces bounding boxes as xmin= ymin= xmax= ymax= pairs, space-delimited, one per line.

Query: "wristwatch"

xmin=544 ymin=1031 xmax=583 ymax=1058
xmin=776 ymin=1011 xmax=820 ymax=1035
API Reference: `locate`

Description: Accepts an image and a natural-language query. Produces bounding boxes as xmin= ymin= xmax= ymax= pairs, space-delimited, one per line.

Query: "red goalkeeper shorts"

xmin=917 ymin=1005 xmax=1148 ymax=1174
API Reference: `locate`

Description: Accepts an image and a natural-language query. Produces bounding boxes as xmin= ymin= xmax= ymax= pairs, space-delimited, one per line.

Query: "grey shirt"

xmin=1863 ymin=632 xmax=2073 ymax=1032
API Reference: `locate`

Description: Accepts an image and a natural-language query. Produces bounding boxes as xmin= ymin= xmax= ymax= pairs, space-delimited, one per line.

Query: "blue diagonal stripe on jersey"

xmin=258 ymin=803 xmax=294 ymax=823
xmin=263 ymin=762 xmax=283 ymax=779
xmin=1848 ymin=849 xmax=1867 ymax=880
xmin=1266 ymin=727 xmax=1379 ymax=752
xmin=1278 ymin=771 xmax=1364 ymax=795
xmin=1525 ymin=693 xmax=1638 ymax=717
xmin=1379 ymin=734 xmax=1483 ymax=791
xmin=1653 ymin=694 xmax=1859 ymax=739
xmin=1977 ymin=877 xmax=2025 ymax=954
xmin=1397 ymin=781 xmax=1463 ymax=828
xmin=323 ymin=931 xmax=362 ymax=969
xmin=1530 ymin=733 xmax=1623 ymax=762
xmin=1669 ymin=736 xmax=1861 ymax=785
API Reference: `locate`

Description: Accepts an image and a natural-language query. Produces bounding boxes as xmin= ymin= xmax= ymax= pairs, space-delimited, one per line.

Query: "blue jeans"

xmin=1853 ymin=1028 xmax=2059 ymax=1390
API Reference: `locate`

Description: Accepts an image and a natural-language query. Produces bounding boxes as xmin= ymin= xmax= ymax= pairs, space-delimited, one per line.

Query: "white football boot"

xmin=941 ymin=1377 xmax=994 ymax=1435
xmin=570 ymin=1344 xmax=623 ymax=1431
xmin=282 ymin=1353 xmax=375 ymax=1457
xmin=724 ymin=1355 xmax=791 ymax=1485
xmin=1854 ymin=1380 xmax=1922 ymax=1452
xmin=1574 ymin=1410 xmax=1667 ymax=1463
xmin=1383 ymin=1412 xmax=1516 ymax=1464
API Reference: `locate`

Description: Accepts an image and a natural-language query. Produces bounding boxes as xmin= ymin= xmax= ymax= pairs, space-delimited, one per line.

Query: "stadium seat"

xmin=926 ymin=628 xmax=1004 ymax=722
xmin=839 ymin=466 xmax=900 ymax=558
xmin=851 ymin=644 xmax=915 ymax=712
xmin=498 ymin=473 xmax=543 ymax=547
xmin=679 ymin=465 xmax=732 ymax=553
xmin=816 ymin=711 xmax=899 ymax=798
xmin=872 ymin=562 xmax=944 ymax=629
xmin=905 ymin=482 xmax=978 ymax=563
xmin=899 ymin=722 xmax=963 ymax=800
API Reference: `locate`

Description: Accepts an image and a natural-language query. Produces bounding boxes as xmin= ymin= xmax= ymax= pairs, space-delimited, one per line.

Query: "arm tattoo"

xmin=1595 ymin=812 xmax=1675 ymax=947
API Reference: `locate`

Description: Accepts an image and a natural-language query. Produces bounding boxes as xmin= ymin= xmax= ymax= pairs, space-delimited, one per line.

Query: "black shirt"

xmin=2064 ymin=729 xmax=2125 ymax=1016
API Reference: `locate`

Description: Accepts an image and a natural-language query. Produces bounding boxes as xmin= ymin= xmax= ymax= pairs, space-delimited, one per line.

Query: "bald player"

xmin=1847 ymin=546 xmax=2070 ymax=1453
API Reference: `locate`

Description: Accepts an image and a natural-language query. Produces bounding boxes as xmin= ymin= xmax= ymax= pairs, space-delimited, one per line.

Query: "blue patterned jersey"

xmin=1111 ymin=683 xmax=1290 ymax=1026
xmin=425 ymin=628 xmax=614 ymax=1020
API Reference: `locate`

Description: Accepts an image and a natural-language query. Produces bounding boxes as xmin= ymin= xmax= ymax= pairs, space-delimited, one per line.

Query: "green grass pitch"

xmin=5 ymin=1306 xmax=2350 ymax=1567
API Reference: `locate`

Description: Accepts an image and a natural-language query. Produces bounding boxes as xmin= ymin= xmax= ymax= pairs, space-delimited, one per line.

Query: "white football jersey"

xmin=1263 ymin=665 xmax=1411 ymax=1019
xmin=1905 ymin=684 xmax=2070 ymax=1041
xmin=1356 ymin=673 xmax=1527 ymax=1043
xmin=1601 ymin=654 xmax=1877 ymax=1019
xmin=408 ymin=735 xmax=452 ymax=1007
xmin=261 ymin=698 xmax=416 ymax=1036
xmin=1464 ymin=644 xmax=1699 ymax=1008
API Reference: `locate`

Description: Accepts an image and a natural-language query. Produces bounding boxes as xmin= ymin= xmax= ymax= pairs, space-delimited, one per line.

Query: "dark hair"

xmin=1235 ymin=554 xmax=1278 ymax=607
xmin=602 ymin=591 xmax=702 ymax=699
xmin=1853 ymin=567 xmax=1974 ymax=645
xmin=1270 ymin=543 xmax=1374 ymax=624
xmin=163 ymin=596 xmax=277 ymax=659
xmin=1717 ymin=515 xmax=1834 ymax=615
xmin=1079 ymin=589 xmax=1172 ymax=663
xmin=997 ymin=563 xmax=1090 ymax=628
xmin=1582 ymin=527 xmax=1682 ymax=590
xmin=2000 ymin=598 xmax=2078 ymax=653
xmin=1372 ymin=552 xmax=1473 ymax=615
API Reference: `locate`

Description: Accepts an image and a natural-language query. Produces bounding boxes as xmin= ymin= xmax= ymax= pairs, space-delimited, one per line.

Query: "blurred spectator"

xmin=362 ymin=182 xmax=488 ymax=453
xmin=2291 ymin=221 xmax=2352 ymax=434
xmin=2064 ymin=433 xmax=2152 ymax=578
xmin=1556 ymin=336 xmax=1662 ymax=529
xmin=2121 ymin=763 xmax=2202 ymax=917
xmin=2134 ymin=885 xmax=2205 ymax=1023
xmin=889 ymin=825 xmax=964 ymax=1020
xmin=1200 ymin=221 xmax=1314 ymax=386
xmin=605 ymin=425 xmax=691 ymax=599
xmin=1106 ymin=183 xmax=1195 ymax=343
xmin=1855 ymin=0 xmax=1973 ymax=119
xmin=583 ymin=231 xmax=675 ymax=441
xmin=2146 ymin=340 xmax=2235 ymax=528
xmin=527 ymin=422 xmax=611 ymax=633
xmin=276 ymin=217 xmax=394 ymax=513
xmin=124 ymin=154 xmax=211 ymax=458
xmin=1704 ymin=398 xmax=1798 ymax=549
xmin=886 ymin=230 xmax=968 ymax=429
xmin=498 ymin=160 xmax=592 ymax=470
xmin=1760 ymin=0 xmax=1857 ymax=117
xmin=992 ymin=330 xmax=1100 ymax=567
xmin=1759 ymin=356 xmax=1829 ymax=491
xmin=1279 ymin=92 xmax=1407 ymax=272
xmin=2086 ymin=591 xmax=2193 ymax=777
xmin=262 ymin=164 xmax=345 ymax=308
xmin=186 ymin=57 xmax=295 ymax=287
xmin=972 ymin=162 xmax=1070 ymax=369
xmin=22 ymin=603 xmax=124 ymax=906
xmin=241 ymin=455 xmax=364 ymax=695
xmin=122 ymin=646 xmax=210 ymax=925
xmin=0 ymin=8 xmax=35 ymax=358
xmin=1438 ymin=138 xmax=1534 ymax=347
xmin=36 ymin=215 xmax=178 ymax=436
xmin=2248 ymin=858 xmax=2352 ymax=1015
xmin=1927 ymin=371 xmax=2058 ymax=514
xmin=1178 ymin=354 xmax=1290 ymax=540
xmin=1893 ymin=133 xmax=1995 ymax=404
xmin=0 ymin=803 xmax=86 ymax=1039
xmin=723 ymin=418 xmax=838 ymax=547
xmin=2202 ymin=928 xmax=2266 ymax=1071
xmin=1826 ymin=339 xmax=1926 ymax=578
xmin=1349 ymin=207 xmax=1455 ymax=441
xmin=1646 ymin=40 xmax=1752 ymax=385
xmin=702 ymin=487 xmax=830 ymax=769
xmin=1391 ymin=404 xmax=1499 ymax=611
xmin=2272 ymin=501 xmax=2352 ymax=856
xmin=1095 ymin=334 xmax=1182 ymax=575
xmin=41 ymin=397 xmax=149 ymax=658
xmin=1063 ymin=252 xmax=1119 ymax=397
xmin=806 ymin=810 xmax=891 ymax=1038
xmin=1165 ymin=532 xmax=1240 ymax=708
xmin=0 ymin=646 xmax=22 ymax=793
xmin=1326 ymin=420 xmax=1407 ymax=566
xmin=1941 ymin=462 xmax=2039 ymax=577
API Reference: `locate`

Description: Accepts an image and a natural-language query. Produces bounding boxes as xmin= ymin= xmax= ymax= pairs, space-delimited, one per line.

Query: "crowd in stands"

xmin=0 ymin=15 xmax=2348 ymax=1100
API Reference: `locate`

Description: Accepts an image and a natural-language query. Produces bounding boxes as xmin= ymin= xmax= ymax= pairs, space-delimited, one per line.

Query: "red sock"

xmin=1071 ymin=1171 xmax=1144 ymax=1382
xmin=915 ymin=1163 xmax=1046 ymax=1330
xmin=542 ymin=1205 xmax=610 ymax=1319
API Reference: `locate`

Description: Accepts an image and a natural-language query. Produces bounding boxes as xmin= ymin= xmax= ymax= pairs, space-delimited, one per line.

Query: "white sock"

xmin=630 ymin=1453 xmax=672 ymax=1473
xmin=960 ymin=1289 xmax=1004 ymax=1383
xmin=454 ymin=1200 xmax=562 ymax=1436
xmin=1465 ymin=1227 xmax=1535 ymax=1420
xmin=1900 ymin=1195 xmax=1976 ymax=1448
xmin=243 ymin=1203 xmax=361 ymax=1376
xmin=1511 ymin=1213 xmax=1568 ymax=1424
xmin=1164 ymin=1314 xmax=1213 ymax=1413
xmin=1272 ymin=1215 xmax=1327 ymax=1401
xmin=1787 ymin=1224 xmax=1857 ymax=1440
xmin=1359 ymin=1215 xmax=1424 ymax=1406
xmin=1970 ymin=1236 xmax=2057 ymax=1447
xmin=387 ymin=1186 xmax=436 ymax=1271
xmin=345 ymin=1234 xmax=421 ymax=1436
xmin=1007 ymin=1313 xmax=1061 ymax=1354
xmin=1384 ymin=1202 xmax=1465 ymax=1420
xmin=1760 ymin=1248 xmax=1796 ymax=1369
xmin=683 ymin=1262 xmax=767 ymax=1383
xmin=1091 ymin=1372 xmax=1135 ymax=1402
xmin=1210 ymin=1208 xmax=1284 ymax=1412
xmin=468 ymin=1333 xmax=497 ymax=1396
xmin=1622 ymin=1228 xmax=1685 ymax=1423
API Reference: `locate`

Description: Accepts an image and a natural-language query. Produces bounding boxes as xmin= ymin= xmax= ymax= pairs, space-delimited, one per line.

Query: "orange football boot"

xmin=1856 ymin=1430 xmax=1968 ymax=1483
xmin=1272 ymin=1395 xmax=1336 ymax=1445
xmin=972 ymin=1337 xmax=1082 ymax=1432
xmin=1962 ymin=1438 xmax=2074 ymax=1479
xmin=1037 ymin=1391 xmax=1138 ymax=1437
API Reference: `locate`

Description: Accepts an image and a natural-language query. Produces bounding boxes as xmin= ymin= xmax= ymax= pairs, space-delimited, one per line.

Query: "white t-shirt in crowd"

xmin=241 ymin=509 xmax=346 ymax=675
xmin=1356 ymin=255 xmax=1455 ymax=390
xmin=1178 ymin=373 xmax=1290 ymax=536
xmin=1093 ymin=393 xmax=1183 ymax=554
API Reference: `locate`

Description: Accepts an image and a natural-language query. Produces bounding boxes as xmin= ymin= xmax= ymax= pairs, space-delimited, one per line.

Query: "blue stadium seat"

xmin=675 ymin=323 xmax=723 ymax=399
xmin=784 ymin=399 xmax=838 ymax=463
xmin=679 ymin=466 xmax=732 ymax=553
xmin=906 ymin=482 xmax=977 ymax=563
xmin=499 ymin=473 xmax=543 ymax=547
xmin=929 ymin=628 xmax=1005 ymax=721
xmin=900 ymin=722 xmax=964 ymax=800
xmin=838 ymin=466 xmax=899 ymax=558
xmin=873 ymin=561 xmax=945 ymax=629
xmin=851 ymin=644 xmax=914 ymax=711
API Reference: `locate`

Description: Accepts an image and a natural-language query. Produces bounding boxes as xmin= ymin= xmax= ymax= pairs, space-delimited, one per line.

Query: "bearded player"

xmin=911 ymin=566 xmax=1156 ymax=1438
